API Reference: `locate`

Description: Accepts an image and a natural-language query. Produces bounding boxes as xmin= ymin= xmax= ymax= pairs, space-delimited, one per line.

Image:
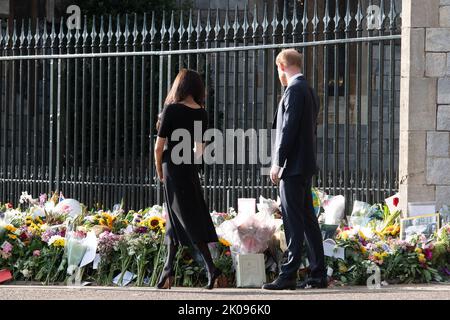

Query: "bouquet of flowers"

xmin=322 ymin=195 xmax=346 ymax=225
xmin=256 ymin=196 xmax=280 ymax=217
xmin=216 ymin=209 xmax=279 ymax=254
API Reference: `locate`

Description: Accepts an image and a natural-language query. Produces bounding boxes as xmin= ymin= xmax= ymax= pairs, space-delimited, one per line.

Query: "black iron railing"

xmin=0 ymin=0 xmax=401 ymax=212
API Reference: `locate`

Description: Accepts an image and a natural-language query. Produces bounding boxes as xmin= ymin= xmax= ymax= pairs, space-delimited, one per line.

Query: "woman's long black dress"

xmin=157 ymin=103 xmax=218 ymax=246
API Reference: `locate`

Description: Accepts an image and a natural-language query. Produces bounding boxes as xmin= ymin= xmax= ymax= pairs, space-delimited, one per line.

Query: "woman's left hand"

xmin=157 ymin=168 xmax=165 ymax=183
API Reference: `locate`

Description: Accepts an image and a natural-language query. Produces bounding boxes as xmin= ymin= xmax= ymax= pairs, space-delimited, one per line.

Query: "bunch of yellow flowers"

xmin=415 ymin=248 xmax=427 ymax=264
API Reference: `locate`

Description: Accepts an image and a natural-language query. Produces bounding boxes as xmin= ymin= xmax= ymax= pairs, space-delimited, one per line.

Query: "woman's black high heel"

xmin=204 ymin=268 xmax=222 ymax=290
xmin=156 ymin=269 xmax=175 ymax=289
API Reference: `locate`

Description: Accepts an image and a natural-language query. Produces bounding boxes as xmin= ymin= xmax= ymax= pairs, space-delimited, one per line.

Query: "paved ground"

xmin=1 ymin=283 xmax=449 ymax=300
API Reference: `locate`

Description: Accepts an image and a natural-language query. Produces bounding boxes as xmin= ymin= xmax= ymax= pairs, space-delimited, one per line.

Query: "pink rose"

xmin=33 ymin=250 xmax=41 ymax=257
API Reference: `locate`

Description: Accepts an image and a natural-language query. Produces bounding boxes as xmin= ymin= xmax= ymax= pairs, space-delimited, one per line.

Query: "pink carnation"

xmin=33 ymin=250 xmax=41 ymax=257
xmin=1 ymin=241 xmax=13 ymax=253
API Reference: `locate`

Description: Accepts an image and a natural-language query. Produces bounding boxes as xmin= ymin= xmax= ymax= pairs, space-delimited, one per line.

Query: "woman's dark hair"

xmin=164 ymin=68 xmax=205 ymax=107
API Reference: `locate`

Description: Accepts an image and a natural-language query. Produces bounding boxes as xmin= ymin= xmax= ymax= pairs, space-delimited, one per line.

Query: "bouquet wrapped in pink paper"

xmin=216 ymin=210 xmax=279 ymax=254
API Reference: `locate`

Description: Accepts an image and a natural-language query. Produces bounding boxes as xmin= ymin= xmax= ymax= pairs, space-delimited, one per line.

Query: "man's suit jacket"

xmin=272 ymin=75 xmax=319 ymax=179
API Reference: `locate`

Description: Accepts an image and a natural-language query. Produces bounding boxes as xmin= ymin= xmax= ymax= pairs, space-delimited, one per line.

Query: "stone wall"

xmin=400 ymin=0 xmax=450 ymax=213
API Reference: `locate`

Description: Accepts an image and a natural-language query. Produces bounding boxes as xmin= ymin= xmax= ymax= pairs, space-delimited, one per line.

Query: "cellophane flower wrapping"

xmin=350 ymin=200 xmax=372 ymax=227
xmin=322 ymin=195 xmax=346 ymax=225
xmin=256 ymin=196 xmax=279 ymax=216
xmin=216 ymin=209 xmax=279 ymax=254
xmin=65 ymin=230 xmax=88 ymax=275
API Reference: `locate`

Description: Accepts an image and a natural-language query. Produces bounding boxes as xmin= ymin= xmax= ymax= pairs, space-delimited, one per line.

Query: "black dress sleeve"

xmin=157 ymin=105 xmax=173 ymax=138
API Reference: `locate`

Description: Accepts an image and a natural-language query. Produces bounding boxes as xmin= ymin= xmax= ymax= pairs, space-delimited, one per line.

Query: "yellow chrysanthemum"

xmin=360 ymin=246 xmax=367 ymax=254
xmin=219 ymin=238 xmax=231 ymax=247
xmin=418 ymin=253 xmax=426 ymax=264
xmin=52 ymin=238 xmax=65 ymax=247
xmin=7 ymin=234 xmax=17 ymax=240
xmin=373 ymin=252 xmax=388 ymax=261
xmin=338 ymin=263 xmax=348 ymax=273
xmin=28 ymin=225 xmax=40 ymax=235
xmin=415 ymin=248 xmax=422 ymax=254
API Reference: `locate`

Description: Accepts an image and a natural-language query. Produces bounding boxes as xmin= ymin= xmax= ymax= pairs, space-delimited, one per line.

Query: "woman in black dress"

xmin=154 ymin=69 xmax=221 ymax=289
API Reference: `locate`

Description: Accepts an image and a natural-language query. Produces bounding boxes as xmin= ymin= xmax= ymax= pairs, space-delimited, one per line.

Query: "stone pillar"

xmin=400 ymin=0 xmax=450 ymax=214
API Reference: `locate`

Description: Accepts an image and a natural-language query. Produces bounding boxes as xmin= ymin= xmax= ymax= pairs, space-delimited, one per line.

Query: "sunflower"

xmin=147 ymin=216 xmax=164 ymax=230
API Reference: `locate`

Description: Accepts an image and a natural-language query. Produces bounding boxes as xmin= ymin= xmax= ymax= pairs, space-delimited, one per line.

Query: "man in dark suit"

xmin=262 ymin=49 xmax=327 ymax=290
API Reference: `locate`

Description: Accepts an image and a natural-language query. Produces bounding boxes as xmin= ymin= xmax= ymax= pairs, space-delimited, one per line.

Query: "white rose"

xmin=21 ymin=269 xmax=31 ymax=277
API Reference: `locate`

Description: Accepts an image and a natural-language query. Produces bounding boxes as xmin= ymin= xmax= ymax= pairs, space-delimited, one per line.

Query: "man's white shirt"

xmin=287 ymin=72 xmax=303 ymax=88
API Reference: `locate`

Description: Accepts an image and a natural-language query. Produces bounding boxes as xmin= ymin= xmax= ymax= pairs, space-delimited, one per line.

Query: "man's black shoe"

xmin=297 ymin=277 xmax=328 ymax=289
xmin=262 ymin=277 xmax=297 ymax=290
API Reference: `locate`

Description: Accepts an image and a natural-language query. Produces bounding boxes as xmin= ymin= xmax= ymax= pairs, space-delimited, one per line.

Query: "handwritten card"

xmin=323 ymin=239 xmax=346 ymax=260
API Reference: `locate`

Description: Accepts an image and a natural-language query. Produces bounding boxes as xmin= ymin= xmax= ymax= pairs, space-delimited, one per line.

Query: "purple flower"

xmin=134 ymin=226 xmax=148 ymax=234
xmin=424 ymin=248 xmax=433 ymax=261
xmin=41 ymin=229 xmax=58 ymax=243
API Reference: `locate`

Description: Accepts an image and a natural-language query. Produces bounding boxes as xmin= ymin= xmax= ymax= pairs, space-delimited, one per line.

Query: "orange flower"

xmin=219 ymin=238 xmax=231 ymax=247
xmin=5 ymin=224 xmax=17 ymax=233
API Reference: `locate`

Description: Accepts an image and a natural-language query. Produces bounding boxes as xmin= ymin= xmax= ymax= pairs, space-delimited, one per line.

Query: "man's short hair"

xmin=276 ymin=49 xmax=303 ymax=68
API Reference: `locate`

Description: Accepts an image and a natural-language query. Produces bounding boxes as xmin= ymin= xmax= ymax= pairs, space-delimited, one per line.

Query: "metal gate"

xmin=0 ymin=0 xmax=401 ymax=212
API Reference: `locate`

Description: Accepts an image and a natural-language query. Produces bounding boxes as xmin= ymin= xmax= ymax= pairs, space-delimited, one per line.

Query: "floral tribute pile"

xmin=0 ymin=191 xmax=449 ymax=287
